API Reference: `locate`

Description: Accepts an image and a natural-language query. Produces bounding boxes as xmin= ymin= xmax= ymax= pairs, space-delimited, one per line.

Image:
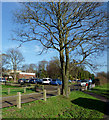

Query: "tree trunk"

xmin=14 ymin=64 xmax=17 ymax=83
xmin=60 ymin=51 xmax=66 ymax=95
xmin=14 ymin=70 xmax=16 ymax=82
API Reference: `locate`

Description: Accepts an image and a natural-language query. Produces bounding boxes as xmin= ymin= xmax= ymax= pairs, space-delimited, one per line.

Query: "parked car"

xmin=80 ymin=80 xmax=89 ymax=87
xmin=42 ymin=78 xmax=52 ymax=84
xmin=18 ymin=79 xmax=26 ymax=84
xmin=0 ymin=78 xmax=6 ymax=82
xmin=29 ymin=78 xmax=38 ymax=84
xmin=37 ymin=79 xmax=42 ymax=84
xmin=50 ymin=79 xmax=62 ymax=85
xmin=25 ymin=79 xmax=30 ymax=83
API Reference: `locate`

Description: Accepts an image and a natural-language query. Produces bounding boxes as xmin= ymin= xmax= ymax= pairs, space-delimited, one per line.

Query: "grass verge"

xmin=2 ymin=85 xmax=36 ymax=97
xmin=2 ymin=91 xmax=105 ymax=119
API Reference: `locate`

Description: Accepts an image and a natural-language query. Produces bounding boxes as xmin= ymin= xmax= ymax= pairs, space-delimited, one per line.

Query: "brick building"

xmin=18 ymin=72 xmax=36 ymax=79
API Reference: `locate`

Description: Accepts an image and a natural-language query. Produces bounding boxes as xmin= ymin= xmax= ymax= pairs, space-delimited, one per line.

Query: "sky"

xmin=1 ymin=2 xmax=108 ymax=75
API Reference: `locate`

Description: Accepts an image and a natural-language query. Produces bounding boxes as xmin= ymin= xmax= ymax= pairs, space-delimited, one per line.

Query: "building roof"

xmin=19 ymin=72 xmax=35 ymax=76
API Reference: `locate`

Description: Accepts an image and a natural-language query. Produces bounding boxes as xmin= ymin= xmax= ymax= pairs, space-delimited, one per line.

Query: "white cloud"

xmin=34 ymin=45 xmax=42 ymax=53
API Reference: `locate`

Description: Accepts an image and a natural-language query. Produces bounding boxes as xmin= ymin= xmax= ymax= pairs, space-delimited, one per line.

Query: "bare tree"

xmin=5 ymin=48 xmax=24 ymax=82
xmin=12 ymin=2 xmax=107 ymax=96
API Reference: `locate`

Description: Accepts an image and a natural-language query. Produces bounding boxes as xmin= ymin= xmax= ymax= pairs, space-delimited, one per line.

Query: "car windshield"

xmin=56 ymin=79 xmax=60 ymax=81
xmin=0 ymin=78 xmax=5 ymax=80
xmin=52 ymin=79 xmax=56 ymax=81
xmin=81 ymin=80 xmax=87 ymax=82
xmin=43 ymin=79 xmax=48 ymax=81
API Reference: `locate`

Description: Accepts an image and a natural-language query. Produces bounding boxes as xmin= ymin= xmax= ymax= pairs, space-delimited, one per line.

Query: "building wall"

xmin=18 ymin=74 xmax=35 ymax=79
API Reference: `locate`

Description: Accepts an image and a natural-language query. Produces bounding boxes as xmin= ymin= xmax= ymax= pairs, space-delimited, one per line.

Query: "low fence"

xmin=2 ymin=87 xmax=68 ymax=108
xmin=2 ymin=84 xmax=95 ymax=108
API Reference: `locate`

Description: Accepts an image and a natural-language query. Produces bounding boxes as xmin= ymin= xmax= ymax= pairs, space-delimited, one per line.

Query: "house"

xmin=18 ymin=72 xmax=36 ymax=79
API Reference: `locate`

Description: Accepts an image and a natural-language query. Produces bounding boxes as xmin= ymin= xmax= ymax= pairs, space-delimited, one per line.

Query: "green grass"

xmin=2 ymin=91 xmax=105 ymax=119
xmin=1 ymin=85 xmax=37 ymax=97
xmin=88 ymin=83 xmax=109 ymax=99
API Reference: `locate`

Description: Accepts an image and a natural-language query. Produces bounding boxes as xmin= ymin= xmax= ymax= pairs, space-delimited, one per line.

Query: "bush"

xmin=35 ymin=84 xmax=43 ymax=92
xmin=93 ymin=79 xmax=100 ymax=85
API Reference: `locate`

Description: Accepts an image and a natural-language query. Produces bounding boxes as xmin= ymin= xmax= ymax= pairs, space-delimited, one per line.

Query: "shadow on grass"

xmin=71 ymin=97 xmax=108 ymax=115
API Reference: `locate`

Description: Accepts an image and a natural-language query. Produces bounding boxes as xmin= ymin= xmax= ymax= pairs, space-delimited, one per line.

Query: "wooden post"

xmin=68 ymin=87 xmax=70 ymax=94
xmin=63 ymin=89 xmax=65 ymax=96
xmin=17 ymin=92 xmax=21 ymax=108
xmin=85 ymin=86 xmax=88 ymax=90
xmin=43 ymin=90 xmax=46 ymax=101
xmin=8 ymin=88 xmax=10 ymax=95
xmin=58 ymin=88 xmax=60 ymax=95
xmin=73 ymin=85 xmax=75 ymax=91
xmin=24 ymin=87 xmax=26 ymax=93
xmin=42 ymin=85 xmax=44 ymax=91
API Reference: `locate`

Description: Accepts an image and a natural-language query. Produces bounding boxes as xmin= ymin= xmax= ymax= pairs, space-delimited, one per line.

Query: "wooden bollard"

xmin=17 ymin=92 xmax=21 ymax=108
xmin=8 ymin=88 xmax=10 ymax=95
xmin=73 ymin=85 xmax=75 ymax=91
xmin=85 ymin=86 xmax=88 ymax=90
xmin=63 ymin=89 xmax=65 ymax=96
xmin=42 ymin=85 xmax=44 ymax=91
xmin=43 ymin=90 xmax=46 ymax=101
xmin=58 ymin=88 xmax=60 ymax=95
xmin=24 ymin=87 xmax=26 ymax=93
xmin=68 ymin=87 xmax=70 ymax=94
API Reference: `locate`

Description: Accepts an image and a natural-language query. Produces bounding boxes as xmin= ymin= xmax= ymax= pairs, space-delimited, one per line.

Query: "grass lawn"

xmin=2 ymin=91 xmax=105 ymax=119
xmin=1 ymin=85 xmax=37 ymax=97
xmin=88 ymin=83 xmax=109 ymax=99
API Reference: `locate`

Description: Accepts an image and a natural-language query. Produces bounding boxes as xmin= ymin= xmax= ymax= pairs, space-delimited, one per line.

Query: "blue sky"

xmin=1 ymin=2 xmax=107 ymax=74
xmin=2 ymin=2 xmax=59 ymax=63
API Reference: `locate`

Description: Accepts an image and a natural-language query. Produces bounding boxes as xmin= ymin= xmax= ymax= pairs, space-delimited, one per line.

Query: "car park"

xmin=50 ymin=79 xmax=62 ymax=85
xmin=42 ymin=78 xmax=52 ymax=84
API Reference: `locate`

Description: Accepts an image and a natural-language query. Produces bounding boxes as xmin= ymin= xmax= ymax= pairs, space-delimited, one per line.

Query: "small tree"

xmin=4 ymin=48 xmax=24 ymax=82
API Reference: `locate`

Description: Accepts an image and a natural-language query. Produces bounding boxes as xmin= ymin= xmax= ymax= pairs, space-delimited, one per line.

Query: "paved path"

xmin=83 ymin=91 xmax=109 ymax=120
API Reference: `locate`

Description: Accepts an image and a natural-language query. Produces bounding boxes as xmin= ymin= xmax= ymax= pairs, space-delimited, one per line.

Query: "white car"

xmin=0 ymin=78 xmax=6 ymax=82
xmin=80 ymin=80 xmax=88 ymax=87
xmin=42 ymin=78 xmax=52 ymax=84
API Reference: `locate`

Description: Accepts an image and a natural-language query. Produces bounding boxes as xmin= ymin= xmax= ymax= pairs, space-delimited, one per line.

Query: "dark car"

xmin=50 ymin=79 xmax=62 ymax=85
xmin=29 ymin=78 xmax=41 ymax=84
xmin=18 ymin=79 xmax=26 ymax=84
xmin=25 ymin=79 xmax=30 ymax=83
xmin=37 ymin=79 xmax=42 ymax=84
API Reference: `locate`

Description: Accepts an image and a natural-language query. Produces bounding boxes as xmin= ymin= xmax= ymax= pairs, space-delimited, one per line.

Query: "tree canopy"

xmin=12 ymin=2 xmax=107 ymax=96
